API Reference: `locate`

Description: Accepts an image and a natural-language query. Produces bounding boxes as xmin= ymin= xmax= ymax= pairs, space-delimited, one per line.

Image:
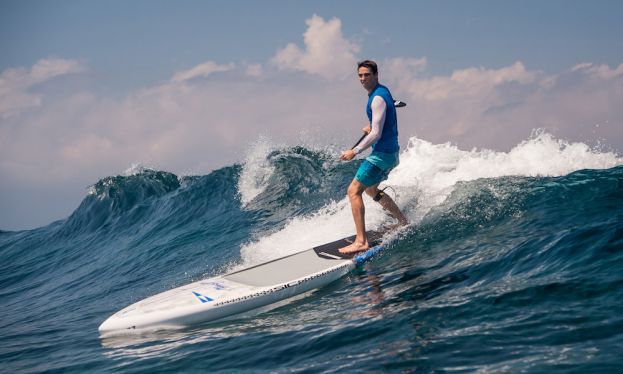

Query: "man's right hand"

xmin=340 ymin=149 xmax=356 ymax=161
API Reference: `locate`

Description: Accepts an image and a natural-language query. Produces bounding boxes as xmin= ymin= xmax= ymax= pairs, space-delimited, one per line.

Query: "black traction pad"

xmin=313 ymin=230 xmax=386 ymax=260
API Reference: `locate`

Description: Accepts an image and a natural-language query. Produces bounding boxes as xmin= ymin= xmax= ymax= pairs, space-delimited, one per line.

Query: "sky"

xmin=1 ymin=0 xmax=623 ymax=230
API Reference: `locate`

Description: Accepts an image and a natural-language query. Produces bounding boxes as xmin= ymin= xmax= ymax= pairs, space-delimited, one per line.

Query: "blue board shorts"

xmin=355 ymin=151 xmax=399 ymax=187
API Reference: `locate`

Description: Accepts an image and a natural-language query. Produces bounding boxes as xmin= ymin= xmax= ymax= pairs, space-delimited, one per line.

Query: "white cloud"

xmin=570 ymin=62 xmax=594 ymax=73
xmin=271 ymin=15 xmax=360 ymax=80
xmin=245 ymin=64 xmax=263 ymax=77
xmin=382 ymin=57 xmax=428 ymax=81
xmin=384 ymin=58 xmax=622 ymax=151
xmin=170 ymin=61 xmax=234 ymax=83
xmin=575 ymin=62 xmax=623 ymax=80
xmin=0 ymin=58 xmax=86 ymax=119
xmin=391 ymin=61 xmax=537 ymax=102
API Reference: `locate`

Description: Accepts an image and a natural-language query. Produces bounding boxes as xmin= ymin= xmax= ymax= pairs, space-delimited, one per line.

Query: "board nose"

xmin=98 ymin=318 xmax=112 ymax=333
xmin=98 ymin=315 xmax=121 ymax=333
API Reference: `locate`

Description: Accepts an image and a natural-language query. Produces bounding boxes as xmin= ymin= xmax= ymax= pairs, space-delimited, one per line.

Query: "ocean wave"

xmin=1 ymin=132 xmax=622 ymax=372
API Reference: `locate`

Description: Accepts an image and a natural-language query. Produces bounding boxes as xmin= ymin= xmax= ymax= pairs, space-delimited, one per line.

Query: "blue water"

xmin=1 ymin=135 xmax=623 ymax=373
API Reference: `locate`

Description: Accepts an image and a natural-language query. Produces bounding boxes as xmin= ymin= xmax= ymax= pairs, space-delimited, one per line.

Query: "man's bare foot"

xmin=339 ymin=240 xmax=369 ymax=254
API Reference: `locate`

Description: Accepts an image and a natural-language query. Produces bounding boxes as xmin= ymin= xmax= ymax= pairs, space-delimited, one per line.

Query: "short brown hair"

xmin=357 ymin=60 xmax=378 ymax=75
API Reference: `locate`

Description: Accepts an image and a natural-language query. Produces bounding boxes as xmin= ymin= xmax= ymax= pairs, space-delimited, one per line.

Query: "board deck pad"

xmin=224 ymin=249 xmax=342 ymax=287
xmin=313 ymin=230 xmax=386 ymax=260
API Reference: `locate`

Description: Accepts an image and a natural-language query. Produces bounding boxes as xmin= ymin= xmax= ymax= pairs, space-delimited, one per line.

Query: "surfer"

xmin=339 ymin=60 xmax=408 ymax=254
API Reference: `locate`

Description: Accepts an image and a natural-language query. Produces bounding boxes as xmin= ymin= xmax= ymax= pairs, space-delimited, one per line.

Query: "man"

xmin=339 ymin=60 xmax=408 ymax=254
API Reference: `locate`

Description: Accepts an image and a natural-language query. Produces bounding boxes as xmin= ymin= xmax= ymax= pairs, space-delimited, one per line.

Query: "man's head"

xmin=357 ymin=60 xmax=379 ymax=93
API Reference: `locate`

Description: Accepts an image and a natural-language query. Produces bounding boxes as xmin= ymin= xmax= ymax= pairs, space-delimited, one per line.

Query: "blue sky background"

xmin=1 ymin=0 xmax=623 ymax=230
xmin=3 ymin=1 xmax=622 ymax=86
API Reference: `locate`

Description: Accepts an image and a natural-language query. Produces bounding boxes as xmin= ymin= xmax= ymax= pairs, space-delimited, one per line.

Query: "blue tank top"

xmin=366 ymin=84 xmax=399 ymax=153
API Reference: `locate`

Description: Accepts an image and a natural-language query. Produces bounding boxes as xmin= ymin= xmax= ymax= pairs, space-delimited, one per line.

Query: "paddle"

xmin=351 ymin=100 xmax=407 ymax=149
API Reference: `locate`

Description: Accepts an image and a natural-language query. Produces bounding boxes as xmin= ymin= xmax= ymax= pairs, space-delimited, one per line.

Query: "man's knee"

xmin=348 ymin=180 xmax=366 ymax=198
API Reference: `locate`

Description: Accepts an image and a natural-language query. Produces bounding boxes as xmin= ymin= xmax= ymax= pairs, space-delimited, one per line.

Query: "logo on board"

xmin=192 ymin=291 xmax=213 ymax=303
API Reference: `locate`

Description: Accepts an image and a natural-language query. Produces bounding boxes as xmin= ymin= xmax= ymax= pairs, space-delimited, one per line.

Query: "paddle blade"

xmin=394 ymin=100 xmax=406 ymax=108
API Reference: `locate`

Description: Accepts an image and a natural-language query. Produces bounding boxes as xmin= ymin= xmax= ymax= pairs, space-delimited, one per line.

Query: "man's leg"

xmin=339 ymin=179 xmax=370 ymax=254
xmin=365 ymin=185 xmax=409 ymax=226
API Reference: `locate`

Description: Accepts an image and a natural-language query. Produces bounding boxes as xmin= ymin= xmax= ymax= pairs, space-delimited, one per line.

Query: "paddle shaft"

xmin=351 ymin=133 xmax=368 ymax=150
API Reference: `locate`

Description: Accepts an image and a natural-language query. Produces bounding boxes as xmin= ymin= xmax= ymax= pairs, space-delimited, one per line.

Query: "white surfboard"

xmin=98 ymin=231 xmax=387 ymax=334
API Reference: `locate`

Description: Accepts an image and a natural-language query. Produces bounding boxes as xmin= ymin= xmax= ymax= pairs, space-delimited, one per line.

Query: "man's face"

xmin=358 ymin=66 xmax=378 ymax=92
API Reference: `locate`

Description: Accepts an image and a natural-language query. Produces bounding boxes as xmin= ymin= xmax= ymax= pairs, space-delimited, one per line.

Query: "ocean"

xmin=1 ymin=132 xmax=622 ymax=373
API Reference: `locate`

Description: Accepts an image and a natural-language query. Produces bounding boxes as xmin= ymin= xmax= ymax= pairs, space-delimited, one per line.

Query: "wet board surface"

xmin=313 ymin=230 xmax=386 ymax=260
xmin=223 ymin=230 xmax=387 ymax=286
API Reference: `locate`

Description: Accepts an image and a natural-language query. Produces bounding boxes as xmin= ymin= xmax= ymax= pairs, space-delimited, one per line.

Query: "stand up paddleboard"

xmin=98 ymin=231 xmax=388 ymax=333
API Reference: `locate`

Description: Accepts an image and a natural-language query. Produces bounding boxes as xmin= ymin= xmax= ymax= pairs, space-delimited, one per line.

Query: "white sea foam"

xmin=237 ymin=136 xmax=277 ymax=205
xmin=237 ymin=199 xmax=389 ymax=268
xmin=122 ymin=162 xmax=152 ymax=176
xmin=238 ymin=132 xmax=622 ymax=267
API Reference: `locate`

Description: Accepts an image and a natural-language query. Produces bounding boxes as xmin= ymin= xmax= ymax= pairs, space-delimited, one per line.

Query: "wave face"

xmin=1 ymin=133 xmax=623 ymax=373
